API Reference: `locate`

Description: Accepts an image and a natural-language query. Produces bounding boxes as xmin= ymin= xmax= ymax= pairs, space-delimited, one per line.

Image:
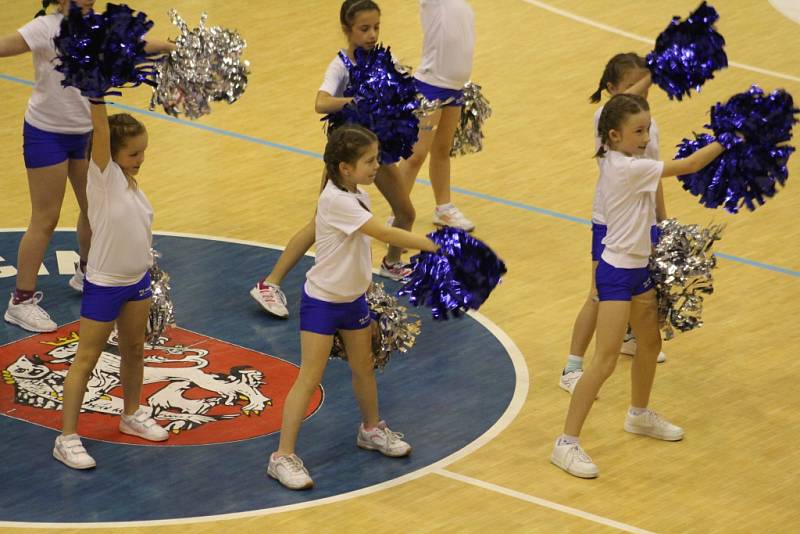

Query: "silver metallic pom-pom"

xmin=649 ymin=219 xmax=725 ymax=340
xmin=149 ymin=10 xmax=250 ymax=119
xmin=329 ymin=283 xmax=421 ymax=371
xmin=146 ymin=250 xmax=176 ymax=346
xmin=414 ymin=93 xmax=456 ymax=118
xmin=450 ymin=81 xmax=491 ymax=157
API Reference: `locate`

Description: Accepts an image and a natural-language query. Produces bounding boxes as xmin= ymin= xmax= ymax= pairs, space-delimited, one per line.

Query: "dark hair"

xmin=589 ymin=53 xmax=647 ymax=103
xmin=34 ymin=0 xmax=58 ymax=17
xmin=323 ymin=124 xmax=378 ymax=188
xmin=109 ymin=113 xmax=147 ymax=186
xmin=339 ymin=0 xmax=381 ymax=31
xmin=595 ymin=93 xmax=650 ymax=158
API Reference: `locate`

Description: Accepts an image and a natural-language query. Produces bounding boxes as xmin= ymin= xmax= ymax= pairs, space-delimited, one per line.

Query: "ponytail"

xmin=34 ymin=0 xmax=56 ymax=18
xmin=594 ymin=93 xmax=650 ymax=158
xmin=589 ymin=52 xmax=648 ymax=103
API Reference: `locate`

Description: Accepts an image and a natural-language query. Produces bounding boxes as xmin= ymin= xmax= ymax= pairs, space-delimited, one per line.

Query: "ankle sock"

xmin=628 ymin=406 xmax=647 ymax=417
xmin=12 ymin=288 xmax=35 ymax=305
xmin=557 ymin=434 xmax=579 ymax=446
xmin=564 ymin=355 xmax=584 ymax=373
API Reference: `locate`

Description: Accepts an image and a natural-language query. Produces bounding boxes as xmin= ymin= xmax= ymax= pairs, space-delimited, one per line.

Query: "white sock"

xmin=557 ymin=434 xmax=579 ymax=446
xmin=436 ymin=203 xmax=453 ymax=212
xmin=628 ymin=406 xmax=647 ymax=417
xmin=564 ymin=354 xmax=583 ymax=373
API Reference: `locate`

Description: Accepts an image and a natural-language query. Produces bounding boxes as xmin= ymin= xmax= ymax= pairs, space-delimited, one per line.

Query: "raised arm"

xmin=315 ymin=91 xmax=353 ymax=114
xmin=661 ymin=141 xmax=725 ymax=178
xmin=624 ymin=71 xmax=652 ymax=98
xmin=0 ymin=32 xmax=30 ymax=57
xmin=90 ymin=101 xmax=111 ymax=171
xmin=358 ymin=217 xmax=438 ymax=253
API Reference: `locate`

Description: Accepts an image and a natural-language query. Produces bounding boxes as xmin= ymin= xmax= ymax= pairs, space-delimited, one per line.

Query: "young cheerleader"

xmin=551 ymin=94 xmax=726 ymax=478
xmin=398 ymin=0 xmax=476 ymax=232
xmin=0 ymin=0 xmax=173 ymax=333
xmin=52 ymin=99 xmax=168 ymax=469
xmin=267 ymin=124 xmax=438 ymax=490
xmin=559 ymin=53 xmax=668 ymax=396
xmin=251 ymin=0 xmax=416 ymax=320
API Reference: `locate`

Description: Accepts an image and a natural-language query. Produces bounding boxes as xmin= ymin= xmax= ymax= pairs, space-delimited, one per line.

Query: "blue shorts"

xmin=300 ymin=289 xmax=371 ymax=335
xmin=23 ymin=121 xmax=91 ymax=169
xmin=595 ymin=258 xmax=653 ymax=301
xmin=81 ymin=272 xmax=152 ymax=322
xmin=591 ymin=223 xmax=660 ymax=261
xmin=415 ymin=79 xmax=464 ymax=107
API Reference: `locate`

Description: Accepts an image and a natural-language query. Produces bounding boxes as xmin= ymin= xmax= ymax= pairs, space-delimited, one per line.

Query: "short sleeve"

xmin=319 ymin=56 xmax=348 ymax=97
xmin=322 ymin=194 xmax=372 ymax=236
xmin=628 ymin=159 xmax=663 ymax=194
xmin=18 ymin=17 xmax=51 ymax=53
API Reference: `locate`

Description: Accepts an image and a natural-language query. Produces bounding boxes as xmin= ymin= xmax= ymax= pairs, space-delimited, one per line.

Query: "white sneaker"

xmin=267 ymin=453 xmax=314 ymax=490
xmin=357 ymin=421 xmax=412 ymax=457
xmin=250 ymin=280 xmax=289 ymax=319
xmin=433 ymin=204 xmax=475 ymax=232
xmin=378 ymin=258 xmax=413 ymax=282
xmin=68 ymin=261 xmax=84 ymax=293
xmin=624 ymin=409 xmax=684 ymax=441
xmin=4 ymin=292 xmax=57 ymax=332
xmin=551 ymin=439 xmax=598 ymax=478
xmin=619 ymin=335 xmax=666 ymax=363
xmin=558 ymin=369 xmax=582 ymax=395
xmin=53 ymin=434 xmax=96 ymax=469
xmin=119 ymin=407 xmax=169 ymax=441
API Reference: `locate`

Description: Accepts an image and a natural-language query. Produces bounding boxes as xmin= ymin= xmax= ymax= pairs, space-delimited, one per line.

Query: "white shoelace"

xmin=260 ymin=284 xmax=286 ymax=304
xmin=21 ymin=292 xmax=52 ymax=320
xmin=281 ymin=455 xmax=306 ymax=474
xmin=571 ymin=444 xmax=592 ymax=463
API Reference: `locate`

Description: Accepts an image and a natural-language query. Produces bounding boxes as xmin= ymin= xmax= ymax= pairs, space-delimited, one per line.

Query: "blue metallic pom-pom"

xmin=54 ymin=3 xmax=157 ymax=98
xmin=397 ymin=228 xmax=507 ymax=320
xmin=646 ymin=2 xmax=728 ymax=100
xmin=675 ymin=86 xmax=798 ymax=213
xmin=323 ymin=45 xmax=419 ymax=165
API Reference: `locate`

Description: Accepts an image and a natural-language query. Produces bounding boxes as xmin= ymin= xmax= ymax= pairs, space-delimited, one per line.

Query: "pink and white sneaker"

xmin=250 ymin=280 xmax=289 ymax=319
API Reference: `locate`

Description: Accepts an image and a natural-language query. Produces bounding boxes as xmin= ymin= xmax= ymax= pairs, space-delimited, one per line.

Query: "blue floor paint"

xmin=0 ymin=232 xmax=516 ymax=522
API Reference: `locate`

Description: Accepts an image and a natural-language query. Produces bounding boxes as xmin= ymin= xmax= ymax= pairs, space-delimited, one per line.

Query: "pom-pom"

xmin=323 ymin=45 xmax=419 ymax=164
xmin=146 ymin=250 xmax=176 ymax=346
xmin=54 ymin=3 xmax=157 ymax=98
xmin=646 ymin=2 xmax=728 ymax=100
xmin=649 ymin=219 xmax=724 ymax=340
xmin=329 ymin=283 xmax=421 ymax=371
xmin=451 ymin=82 xmax=492 ymax=157
xmin=675 ymin=86 xmax=798 ymax=213
xmin=398 ymin=228 xmax=506 ymax=320
xmin=149 ymin=10 xmax=250 ymax=119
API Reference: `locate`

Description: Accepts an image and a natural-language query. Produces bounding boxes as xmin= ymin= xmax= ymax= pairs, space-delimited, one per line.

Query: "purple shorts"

xmin=591 ymin=223 xmax=660 ymax=261
xmin=595 ymin=258 xmax=653 ymax=302
xmin=415 ymin=79 xmax=464 ymax=107
xmin=23 ymin=121 xmax=91 ymax=169
xmin=81 ymin=272 xmax=152 ymax=322
xmin=300 ymin=289 xmax=371 ymax=335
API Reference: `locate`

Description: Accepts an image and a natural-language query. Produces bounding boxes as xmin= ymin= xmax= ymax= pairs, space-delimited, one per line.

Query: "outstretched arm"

xmin=315 ymin=91 xmax=353 ymax=114
xmin=90 ymin=100 xmax=111 ymax=171
xmin=661 ymin=142 xmax=725 ymax=178
xmin=143 ymin=38 xmax=176 ymax=55
xmin=0 ymin=33 xmax=30 ymax=57
xmin=358 ymin=217 xmax=438 ymax=253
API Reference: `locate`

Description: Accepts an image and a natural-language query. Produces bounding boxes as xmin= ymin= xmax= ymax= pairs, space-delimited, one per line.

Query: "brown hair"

xmin=108 ymin=113 xmax=147 ymax=186
xmin=340 ymin=0 xmax=381 ymax=31
xmin=34 ymin=0 xmax=58 ymax=17
xmin=323 ymin=124 xmax=378 ymax=188
xmin=595 ymin=93 xmax=650 ymax=158
xmin=589 ymin=53 xmax=648 ymax=103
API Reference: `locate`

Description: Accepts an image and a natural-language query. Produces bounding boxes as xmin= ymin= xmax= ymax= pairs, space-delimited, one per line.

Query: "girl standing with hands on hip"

xmin=267 ymin=125 xmax=438 ymax=490
xmin=559 ymin=53 xmax=667 ymax=396
xmin=0 ymin=0 xmax=174 ymax=333
xmin=551 ymin=94 xmax=726 ymax=478
xmin=252 ymin=0 xmax=417 ymax=320
xmin=53 ymin=99 xmax=168 ymax=469
xmin=399 ymin=0 xmax=476 ymax=232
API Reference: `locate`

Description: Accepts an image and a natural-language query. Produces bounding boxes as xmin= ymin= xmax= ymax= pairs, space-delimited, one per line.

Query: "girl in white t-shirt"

xmin=0 ymin=0 xmax=173 ymax=333
xmin=399 ymin=0 xmax=476 ymax=232
xmin=559 ymin=53 xmax=668 ymax=396
xmin=252 ymin=0 xmax=417 ymax=319
xmin=53 ymin=99 xmax=168 ymax=470
xmin=551 ymin=94 xmax=726 ymax=479
xmin=267 ymin=124 xmax=438 ymax=490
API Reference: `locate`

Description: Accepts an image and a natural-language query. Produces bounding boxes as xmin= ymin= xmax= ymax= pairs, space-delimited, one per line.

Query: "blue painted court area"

xmin=0 ymin=231 xmax=518 ymax=523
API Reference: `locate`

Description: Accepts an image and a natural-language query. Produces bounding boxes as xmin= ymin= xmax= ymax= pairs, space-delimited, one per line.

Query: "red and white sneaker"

xmin=250 ymin=280 xmax=289 ymax=319
xmin=357 ymin=421 xmax=411 ymax=457
xmin=378 ymin=258 xmax=412 ymax=282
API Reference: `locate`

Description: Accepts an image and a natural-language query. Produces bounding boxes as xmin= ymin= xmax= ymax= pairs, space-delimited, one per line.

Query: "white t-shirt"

xmin=415 ymin=0 xmax=475 ymax=90
xmin=86 ymin=160 xmax=153 ymax=286
xmin=591 ymin=106 xmax=660 ymax=224
xmin=17 ymin=14 xmax=91 ymax=134
xmin=305 ymin=181 xmax=374 ymax=303
xmin=598 ymin=150 xmax=663 ymax=269
xmin=319 ymin=52 xmax=349 ymax=97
